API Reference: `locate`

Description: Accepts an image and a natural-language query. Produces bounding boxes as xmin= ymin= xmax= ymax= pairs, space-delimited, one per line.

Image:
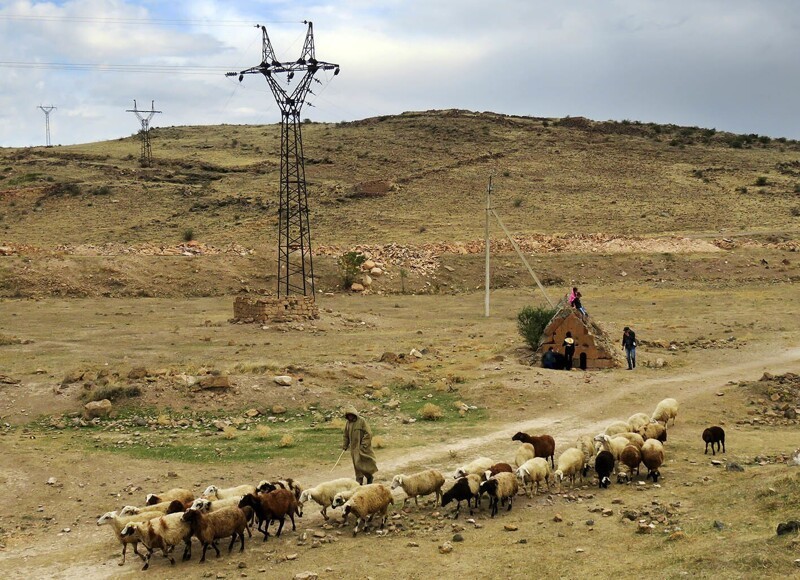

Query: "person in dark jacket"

xmin=562 ymin=331 xmax=576 ymax=370
xmin=622 ymin=326 xmax=637 ymax=370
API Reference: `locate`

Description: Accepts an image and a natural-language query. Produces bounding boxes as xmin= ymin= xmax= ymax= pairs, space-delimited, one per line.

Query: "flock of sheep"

xmin=97 ymin=396 xmax=727 ymax=571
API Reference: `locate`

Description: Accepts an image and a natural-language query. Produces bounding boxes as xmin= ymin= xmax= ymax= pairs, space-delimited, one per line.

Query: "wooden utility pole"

xmin=484 ymin=175 xmax=492 ymax=317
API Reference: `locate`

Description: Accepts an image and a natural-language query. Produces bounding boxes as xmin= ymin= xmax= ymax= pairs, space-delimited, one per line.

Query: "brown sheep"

xmin=618 ymin=444 xmax=642 ymax=482
xmin=145 ymin=488 xmax=194 ymax=507
xmin=642 ymin=439 xmax=665 ymax=482
xmin=482 ymin=462 xmax=514 ymax=481
xmin=181 ymin=506 xmax=247 ymax=563
xmin=511 ymin=432 xmax=556 ymax=468
xmin=238 ymin=490 xmax=297 ymax=541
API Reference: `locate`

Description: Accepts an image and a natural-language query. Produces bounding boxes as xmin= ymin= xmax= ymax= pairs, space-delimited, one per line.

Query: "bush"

xmin=91 ymin=185 xmax=111 ymax=195
xmin=513 ymin=197 xmax=523 ymax=208
xmin=794 ymin=183 xmax=800 ymax=193
xmin=517 ymin=305 xmax=557 ymax=349
xmin=755 ymin=176 xmax=768 ymax=186
xmin=791 ymin=207 xmax=800 ymax=217
xmin=182 ymin=228 xmax=195 ymax=242
xmin=278 ymin=434 xmax=295 ymax=448
xmin=418 ymin=403 xmax=443 ymax=421
xmin=79 ymin=383 xmax=141 ymax=402
xmin=337 ymin=251 xmax=366 ymax=289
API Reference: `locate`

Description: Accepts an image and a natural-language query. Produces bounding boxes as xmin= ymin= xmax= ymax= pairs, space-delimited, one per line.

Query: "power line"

xmin=0 ymin=60 xmax=237 ymax=76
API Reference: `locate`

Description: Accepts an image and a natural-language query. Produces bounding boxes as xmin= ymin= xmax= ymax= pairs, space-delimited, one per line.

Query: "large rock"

xmin=370 ymin=267 xmax=383 ymax=276
xmin=350 ymin=283 xmax=365 ymax=292
xmin=83 ymin=399 xmax=112 ymax=419
xmin=199 ymin=375 xmax=232 ymax=389
xmin=273 ymin=375 xmax=293 ymax=386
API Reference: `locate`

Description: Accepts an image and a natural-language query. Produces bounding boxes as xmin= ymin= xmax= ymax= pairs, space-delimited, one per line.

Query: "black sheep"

xmin=702 ymin=426 xmax=726 ymax=455
xmin=441 ymin=477 xmax=476 ymax=519
xmin=595 ymin=450 xmax=615 ymax=489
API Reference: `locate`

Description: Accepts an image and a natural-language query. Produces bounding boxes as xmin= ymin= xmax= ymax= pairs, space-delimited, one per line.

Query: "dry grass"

xmin=222 ymin=426 xmax=238 ymax=440
xmin=278 ymin=434 xmax=295 ymax=448
xmin=419 ymin=403 xmax=444 ymax=421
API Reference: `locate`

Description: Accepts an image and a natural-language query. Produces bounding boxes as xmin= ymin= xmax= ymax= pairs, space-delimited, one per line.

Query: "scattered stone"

xmin=602 ymin=509 xmax=613 ymax=517
xmin=452 ymin=533 xmax=464 ymax=542
xmin=312 ymin=531 xmax=326 ymax=539
xmin=503 ymin=524 xmax=518 ymax=531
xmin=294 ymin=573 xmax=318 ymax=580
xmin=238 ymin=562 xmax=247 ymax=569
xmin=553 ymin=514 xmax=563 ymax=523
xmin=199 ymin=375 xmax=232 ymax=389
xmin=518 ymin=538 xmax=528 ymax=544
xmin=384 ymin=399 xmax=401 ymax=410
xmin=46 ymin=477 xmax=58 ymax=486
xmin=726 ymin=462 xmax=744 ymax=472
xmin=637 ymin=522 xmax=654 ymax=534
xmin=245 ymin=409 xmax=260 ymax=418
xmin=575 ymin=548 xmax=585 ymax=553
xmin=407 ymin=542 xmax=419 ymax=548
xmin=713 ymin=520 xmax=725 ymax=531
xmin=273 ymin=375 xmax=293 ymax=386
xmin=438 ymin=542 xmax=453 ymax=554
xmin=128 ymin=367 xmax=149 ymax=380
xmin=410 ymin=348 xmax=423 ymax=358
xmin=272 ymin=405 xmax=287 ymax=415
xmin=585 ymin=520 xmax=594 ymax=526
xmin=350 ymin=283 xmax=365 ymax=292
xmin=711 ymin=460 xmax=723 ymax=466
xmin=286 ymin=553 xmax=298 ymax=561
xmin=83 ymin=399 xmax=112 ymax=419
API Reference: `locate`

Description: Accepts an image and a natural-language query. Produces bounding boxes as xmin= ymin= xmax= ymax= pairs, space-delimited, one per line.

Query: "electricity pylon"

xmin=228 ymin=21 xmax=339 ymax=298
xmin=126 ymin=100 xmax=161 ymax=167
xmin=37 ymin=105 xmax=56 ymax=146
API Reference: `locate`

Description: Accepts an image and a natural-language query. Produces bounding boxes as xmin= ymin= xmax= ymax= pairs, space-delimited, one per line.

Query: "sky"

xmin=1 ymin=0 xmax=799 ymax=147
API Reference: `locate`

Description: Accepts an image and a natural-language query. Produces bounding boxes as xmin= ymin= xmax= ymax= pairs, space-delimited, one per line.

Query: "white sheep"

xmin=145 ymin=488 xmax=193 ymax=507
xmin=515 ymin=457 xmax=551 ymax=497
xmin=297 ymin=478 xmax=361 ymax=520
xmin=341 ymin=484 xmax=394 ymax=536
xmin=454 ymin=457 xmax=494 ymax=479
xmin=554 ymin=447 xmax=586 ymax=489
xmin=651 ymin=398 xmax=678 ymax=426
xmin=616 ymin=432 xmax=645 ymax=449
xmin=627 ymin=413 xmax=651 ymax=433
xmin=391 ymin=469 xmax=446 ymax=507
xmin=257 ymin=478 xmax=303 ymax=500
xmin=120 ymin=512 xmax=193 ymax=570
xmin=638 ymin=421 xmax=667 ymax=442
xmin=514 ymin=443 xmax=535 ymax=468
xmin=202 ymin=484 xmax=257 ymax=500
xmin=576 ymin=434 xmax=596 ymax=466
xmin=119 ymin=499 xmax=184 ymax=517
xmin=97 ymin=510 xmax=162 ymax=566
xmin=604 ymin=420 xmax=630 ymax=436
xmin=190 ymin=496 xmax=254 ymax=536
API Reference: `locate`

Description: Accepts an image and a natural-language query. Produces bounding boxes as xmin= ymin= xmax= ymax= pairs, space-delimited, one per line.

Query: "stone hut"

xmin=537 ymin=306 xmax=623 ymax=370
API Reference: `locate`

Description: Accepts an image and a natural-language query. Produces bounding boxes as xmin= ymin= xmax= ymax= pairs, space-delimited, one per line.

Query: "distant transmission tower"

xmin=37 ymin=105 xmax=56 ymax=146
xmin=126 ymin=100 xmax=161 ymax=167
xmin=228 ymin=21 xmax=339 ymax=298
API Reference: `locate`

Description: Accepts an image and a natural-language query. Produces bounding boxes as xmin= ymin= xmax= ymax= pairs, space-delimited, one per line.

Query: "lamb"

xmin=511 ymin=432 xmax=556 ymax=468
xmin=651 ymin=398 xmax=679 ymax=426
xmin=441 ymin=476 xmax=479 ymax=519
xmin=627 ymin=412 xmax=651 ymax=433
xmin=638 ymin=421 xmax=667 ymax=442
xmin=604 ymin=420 xmax=631 ymax=437
xmin=482 ymin=462 xmax=514 ymax=481
xmin=145 ymin=488 xmax=194 ymax=507
xmin=594 ymin=450 xmax=615 ymax=488
xmin=641 ymin=439 xmax=665 ymax=482
xmin=514 ymin=443 xmax=535 ymax=467
xmin=181 ymin=506 xmax=247 ymax=563
xmin=554 ymin=447 xmax=586 ymax=489
xmin=479 ymin=472 xmax=519 ymax=517
xmin=391 ymin=469 xmax=446 ymax=507
xmin=515 ymin=457 xmax=551 ymax=497
xmin=257 ymin=478 xmax=302 ymax=501
xmin=702 ymin=426 xmax=726 ymax=455
xmin=120 ymin=499 xmax=185 ymax=517
xmin=341 ymin=483 xmax=394 ymax=536
xmin=238 ymin=489 xmax=297 ymax=541
xmin=297 ymin=478 xmax=360 ymax=520
xmin=617 ymin=444 xmax=642 ymax=483
xmin=97 ymin=510 xmax=164 ymax=566
xmin=119 ymin=512 xmax=193 ymax=570
xmin=616 ymin=432 xmax=645 ymax=449
xmin=202 ymin=484 xmax=257 ymax=500
xmin=454 ymin=457 xmax=494 ymax=478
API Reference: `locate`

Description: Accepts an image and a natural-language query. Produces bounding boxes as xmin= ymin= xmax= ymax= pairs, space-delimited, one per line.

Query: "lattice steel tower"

xmin=37 ymin=105 xmax=56 ymax=146
xmin=126 ymin=100 xmax=161 ymax=167
xmin=228 ymin=21 xmax=339 ymax=298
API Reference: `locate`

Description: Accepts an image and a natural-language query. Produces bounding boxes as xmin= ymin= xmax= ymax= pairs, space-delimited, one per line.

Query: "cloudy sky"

xmin=1 ymin=0 xmax=799 ymax=147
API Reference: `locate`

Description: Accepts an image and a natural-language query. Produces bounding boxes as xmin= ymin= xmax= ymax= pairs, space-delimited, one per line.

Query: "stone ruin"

xmin=537 ymin=305 xmax=624 ymax=370
xmin=233 ymin=295 xmax=319 ymax=323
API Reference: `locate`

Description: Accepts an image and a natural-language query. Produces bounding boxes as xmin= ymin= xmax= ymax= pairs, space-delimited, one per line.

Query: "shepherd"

xmin=342 ymin=405 xmax=378 ymax=484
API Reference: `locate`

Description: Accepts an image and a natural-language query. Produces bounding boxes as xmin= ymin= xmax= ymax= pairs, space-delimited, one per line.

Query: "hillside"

xmin=1 ymin=110 xmax=799 ymax=250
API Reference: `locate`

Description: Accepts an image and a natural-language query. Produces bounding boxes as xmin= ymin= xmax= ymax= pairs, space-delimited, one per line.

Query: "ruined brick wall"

xmin=233 ymin=295 xmax=319 ymax=323
xmin=537 ymin=308 xmax=623 ymax=369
